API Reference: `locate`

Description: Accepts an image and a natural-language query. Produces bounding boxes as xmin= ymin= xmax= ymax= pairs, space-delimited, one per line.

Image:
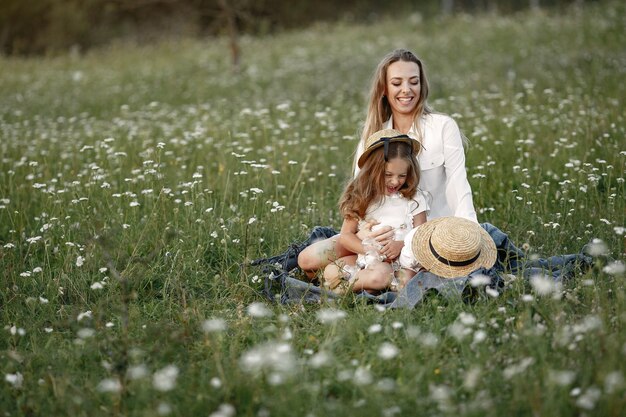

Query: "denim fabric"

xmin=251 ymin=223 xmax=594 ymax=308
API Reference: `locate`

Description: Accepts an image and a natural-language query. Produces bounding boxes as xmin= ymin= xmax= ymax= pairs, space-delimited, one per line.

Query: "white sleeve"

xmin=441 ymin=117 xmax=478 ymax=222
xmin=410 ymin=189 xmax=430 ymax=216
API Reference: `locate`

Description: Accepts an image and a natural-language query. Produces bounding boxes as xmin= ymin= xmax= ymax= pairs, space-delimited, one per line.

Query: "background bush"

xmin=1 ymin=0 xmax=591 ymax=55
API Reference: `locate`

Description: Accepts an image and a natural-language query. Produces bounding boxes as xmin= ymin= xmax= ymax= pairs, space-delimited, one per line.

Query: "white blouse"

xmin=364 ymin=191 xmax=428 ymax=242
xmin=354 ymin=113 xmax=477 ymax=223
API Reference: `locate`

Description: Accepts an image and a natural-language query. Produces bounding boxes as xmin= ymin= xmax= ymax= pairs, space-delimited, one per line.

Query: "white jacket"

xmin=354 ymin=113 xmax=477 ymax=222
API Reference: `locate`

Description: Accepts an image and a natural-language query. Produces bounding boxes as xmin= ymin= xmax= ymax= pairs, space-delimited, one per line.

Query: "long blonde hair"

xmin=360 ymin=49 xmax=432 ymax=144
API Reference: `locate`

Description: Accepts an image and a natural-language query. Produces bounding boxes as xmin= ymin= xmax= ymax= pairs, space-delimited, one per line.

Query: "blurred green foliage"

xmin=0 ymin=0 xmax=591 ymax=55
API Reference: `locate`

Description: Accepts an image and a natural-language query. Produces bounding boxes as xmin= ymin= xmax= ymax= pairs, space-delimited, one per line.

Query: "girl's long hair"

xmin=340 ymin=141 xmax=420 ymax=220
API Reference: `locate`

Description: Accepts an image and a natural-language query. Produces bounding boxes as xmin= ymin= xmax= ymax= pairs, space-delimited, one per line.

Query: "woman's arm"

xmin=381 ymin=212 xmax=426 ymax=260
xmin=413 ymin=211 xmax=427 ymax=228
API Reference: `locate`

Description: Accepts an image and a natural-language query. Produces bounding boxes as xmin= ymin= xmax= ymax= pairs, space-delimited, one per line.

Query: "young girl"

xmin=323 ymin=129 xmax=428 ymax=293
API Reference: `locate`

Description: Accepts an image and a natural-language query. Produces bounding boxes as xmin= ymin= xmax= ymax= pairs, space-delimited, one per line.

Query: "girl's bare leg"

xmin=297 ymin=236 xmax=353 ymax=280
xmin=395 ymin=268 xmax=418 ymax=290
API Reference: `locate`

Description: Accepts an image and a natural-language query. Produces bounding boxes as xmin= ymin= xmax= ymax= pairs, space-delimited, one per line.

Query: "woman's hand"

xmin=381 ymin=240 xmax=404 ymax=261
xmin=357 ymin=219 xmax=394 ymax=245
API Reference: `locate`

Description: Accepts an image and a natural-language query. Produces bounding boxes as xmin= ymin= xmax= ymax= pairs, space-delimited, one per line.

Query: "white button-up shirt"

xmin=354 ymin=113 xmax=477 ymax=222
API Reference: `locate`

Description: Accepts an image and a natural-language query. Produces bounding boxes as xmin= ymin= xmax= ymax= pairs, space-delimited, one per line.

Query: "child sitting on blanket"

xmin=323 ymin=129 xmax=428 ymax=293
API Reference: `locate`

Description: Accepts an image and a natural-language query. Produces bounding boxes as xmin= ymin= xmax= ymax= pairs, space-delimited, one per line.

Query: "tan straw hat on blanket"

xmin=411 ymin=216 xmax=497 ymax=278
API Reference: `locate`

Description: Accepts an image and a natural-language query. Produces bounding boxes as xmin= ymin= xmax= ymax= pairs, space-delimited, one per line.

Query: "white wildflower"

xmin=309 ymin=351 xmax=332 ymax=368
xmin=458 ymin=312 xmax=477 ymax=326
xmin=26 ymin=236 xmax=42 ymax=244
xmin=246 ymin=302 xmax=272 ymax=318
xmin=240 ymin=341 xmax=295 ymax=377
xmin=503 ymin=357 xmax=535 ymax=380
xmin=77 ymin=310 xmax=92 ymax=321
xmin=530 ymin=274 xmax=559 ymax=296
xmin=472 ymin=330 xmax=487 ymax=344
xmin=448 ymin=322 xmax=472 ymax=341
xmin=316 ymin=308 xmax=347 ymax=324
xmin=152 ymin=365 xmax=179 ymax=392
xmin=377 ymin=342 xmax=399 ymax=360
xmin=9 ymin=325 xmax=26 ymax=336
xmin=353 ymin=367 xmax=373 ymax=385
xmin=5 ymin=372 xmax=23 ymax=388
xmin=368 ymin=324 xmax=383 ymax=334
xmin=90 ymin=282 xmax=104 ymax=290
xmin=127 ymin=364 xmax=149 ymax=380
xmin=485 ymin=287 xmax=499 ymax=298
xmin=202 ymin=318 xmax=227 ymax=333
xmin=470 ymin=274 xmax=491 ymax=287
xmin=76 ymin=256 xmax=84 ymax=267
xmin=77 ymin=328 xmax=95 ymax=339
xmin=586 ymin=238 xmax=608 ymax=256
xmin=97 ymin=378 xmax=122 ymax=393
xmin=209 ymin=404 xmax=236 ymax=417
xmin=420 ymin=332 xmax=440 ymax=347
xmin=603 ymin=261 xmax=625 ymax=275
xmin=575 ymin=387 xmax=601 ymax=410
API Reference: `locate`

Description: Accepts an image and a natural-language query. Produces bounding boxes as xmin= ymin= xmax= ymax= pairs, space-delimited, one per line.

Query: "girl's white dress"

xmin=356 ymin=191 xmax=428 ymax=269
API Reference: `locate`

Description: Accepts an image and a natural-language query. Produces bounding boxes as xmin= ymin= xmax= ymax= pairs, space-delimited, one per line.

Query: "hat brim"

xmin=357 ymin=135 xmax=419 ymax=168
xmin=411 ymin=217 xmax=497 ymax=278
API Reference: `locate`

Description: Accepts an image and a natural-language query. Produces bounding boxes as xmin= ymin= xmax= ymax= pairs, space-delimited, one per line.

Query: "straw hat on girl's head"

xmin=412 ymin=216 xmax=497 ymax=278
xmin=357 ymin=129 xmax=421 ymax=168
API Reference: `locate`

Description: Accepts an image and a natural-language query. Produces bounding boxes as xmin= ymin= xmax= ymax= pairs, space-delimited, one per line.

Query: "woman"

xmin=298 ymin=48 xmax=477 ymax=279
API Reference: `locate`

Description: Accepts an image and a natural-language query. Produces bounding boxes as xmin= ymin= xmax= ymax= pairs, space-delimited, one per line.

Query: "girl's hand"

xmin=382 ymin=240 xmax=404 ymax=261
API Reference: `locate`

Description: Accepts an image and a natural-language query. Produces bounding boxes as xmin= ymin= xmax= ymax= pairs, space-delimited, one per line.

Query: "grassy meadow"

xmin=1 ymin=1 xmax=625 ymax=416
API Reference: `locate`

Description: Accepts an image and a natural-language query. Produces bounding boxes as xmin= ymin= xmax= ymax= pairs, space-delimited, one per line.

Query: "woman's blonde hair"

xmin=340 ymin=141 xmax=420 ymax=220
xmin=360 ymin=49 xmax=432 ymax=144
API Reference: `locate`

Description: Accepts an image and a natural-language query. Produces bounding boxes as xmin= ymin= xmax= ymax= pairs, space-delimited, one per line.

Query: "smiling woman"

xmin=297 ymin=48 xmax=478 ymax=285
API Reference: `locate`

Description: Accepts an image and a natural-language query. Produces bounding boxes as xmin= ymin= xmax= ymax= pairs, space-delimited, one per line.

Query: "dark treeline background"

xmin=1 ymin=0 xmax=589 ymax=56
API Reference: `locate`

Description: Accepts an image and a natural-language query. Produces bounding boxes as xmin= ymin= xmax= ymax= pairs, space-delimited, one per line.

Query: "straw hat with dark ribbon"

xmin=357 ymin=129 xmax=420 ymax=168
xmin=411 ymin=216 xmax=497 ymax=278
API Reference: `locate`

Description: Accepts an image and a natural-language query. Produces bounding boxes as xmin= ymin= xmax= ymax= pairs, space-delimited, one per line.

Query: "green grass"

xmin=1 ymin=1 xmax=625 ymax=416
